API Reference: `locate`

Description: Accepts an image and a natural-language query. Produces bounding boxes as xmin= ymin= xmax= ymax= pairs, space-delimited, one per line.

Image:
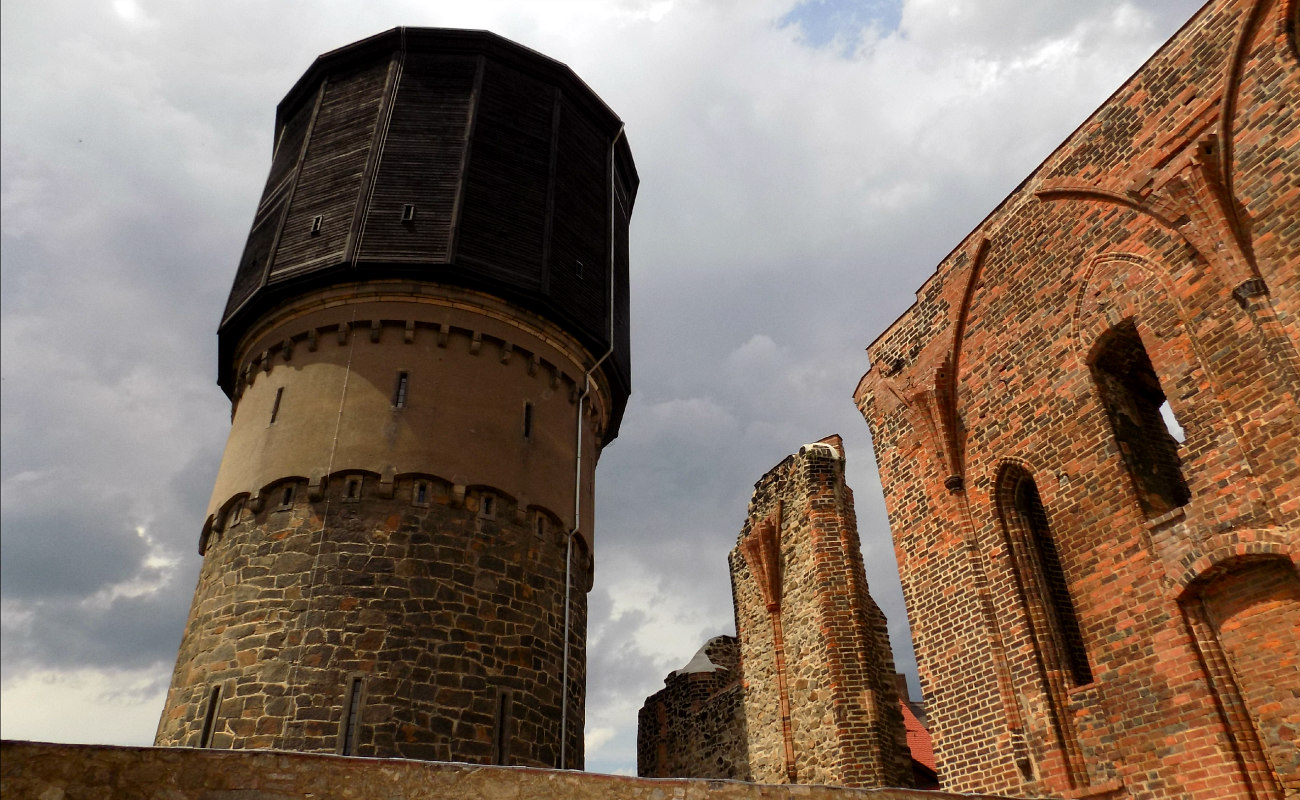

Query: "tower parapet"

xmin=157 ymin=29 xmax=636 ymax=769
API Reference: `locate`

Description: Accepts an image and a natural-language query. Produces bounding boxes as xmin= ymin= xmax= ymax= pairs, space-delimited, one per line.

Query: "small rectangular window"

xmin=480 ymin=494 xmax=495 ymax=519
xmin=270 ymin=387 xmax=284 ymax=424
xmin=199 ymin=684 xmax=222 ymax=748
xmin=494 ymin=689 xmax=513 ymax=765
xmin=413 ymin=480 xmax=429 ymax=506
xmin=310 ymin=215 xmax=323 ymax=235
xmin=280 ymin=484 xmax=294 ymax=508
xmin=393 ymin=371 xmax=409 ymax=408
xmin=401 ymin=204 xmax=416 ymax=222
xmin=523 ymin=402 xmax=534 ymax=439
xmin=340 ymin=675 xmax=363 ymax=756
xmin=344 ymin=477 xmax=361 ymax=501
xmin=535 ymin=515 xmax=547 ymax=537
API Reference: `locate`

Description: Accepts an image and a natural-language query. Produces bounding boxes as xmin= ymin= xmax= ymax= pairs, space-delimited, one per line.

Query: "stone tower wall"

xmin=155 ymin=470 xmax=591 ymax=767
xmin=636 ymin=636 xmax=750 ymax=780
xmin=729 ymin=438 xmax=913 ymax=788
xmin=157 ymin=287 xmax=607 ymax=768
xmin=855 ymin=0 xmax=1299 ymax=797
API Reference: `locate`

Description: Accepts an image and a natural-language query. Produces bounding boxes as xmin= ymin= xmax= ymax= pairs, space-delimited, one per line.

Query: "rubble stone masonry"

xmin=155 ymin=471 xmax=590 ymax=768
xmin=855 ymin=0 xmax=1299 ymax=797
xmin=639 ymin=439 xmax=914 ymax=789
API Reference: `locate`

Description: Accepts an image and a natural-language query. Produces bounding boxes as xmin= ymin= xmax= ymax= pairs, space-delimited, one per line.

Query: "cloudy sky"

xmin=1 ymin=0 xmax=1202 ymax=777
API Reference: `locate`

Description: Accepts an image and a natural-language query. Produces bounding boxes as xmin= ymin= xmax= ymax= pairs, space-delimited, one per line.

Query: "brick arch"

xmin=1217 ymin=0 xmax=1281 ymax=222
xmin=988 ymin=462 xmax=1088 ymax=787
xmin=1178 ymin=549 xmax=1299 ymax=797
xmin=1172 ymin=530 xmax=1300 ymax=598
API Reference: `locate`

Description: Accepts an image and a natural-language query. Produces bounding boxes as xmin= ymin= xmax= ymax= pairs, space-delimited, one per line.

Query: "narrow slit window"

xmin=1000 ymin=469 xmax=1093 ymax=687
xmin=345 ymin=477 xmax=361 ymax=500
xmin=414 ymin=481 xmax=428 ymax=506
xmin=310 ymin=215 xmax=323 ymax=235
xmin=1090 ymin=321 xmax=1191 ymax=516
xmin=269 ymin=387 xmax=284 ymax=424
xmin=523 ymin=402 xmax=534 ymax=439
xmin=280 ymin=484 xmax=294 ymax=508
xmin=401 ymin=204 xmax=416 ymax=223
xmin=536 ymin=515 xmax=546 ymax=537
xmin=480 ymin=494 xmax=495 ymax=519
xmin=393 ymin=371 xmax=409 ymax=409
xmin=340 ymin=676 xmax=363 ymax=755
xmin=494 ymin=690 xmax=513 ymax=765
xmin=199 ymin=684 xmax=222 ymax=748
xmin=226 ymin=499 xmax=243 ymax=529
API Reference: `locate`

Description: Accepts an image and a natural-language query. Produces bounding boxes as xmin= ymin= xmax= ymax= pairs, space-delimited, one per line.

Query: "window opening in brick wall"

xmin=269 ymin=387 xmax=284 ymax=424
xmin=1159 ymin=400 xmax=1186 ymax=443
xmin=536 ymin=514 xmax=547 ymax=537
xmin=279 ymin=484 xmax=295 ymax=509
xmin=494 ymin=689 xmax=513 ymax=765
xmin=393 ymin=371 xmax=409 ymax=408
xmin=480 ymin=494 xmax=495 ymax=519
xmin=414 ymin=480 xmax=429 ymax=506
xmin=344 ymin=476 xmax=361 ymax=501
xmin=199 ymin=684 xmax=222 ymax=748
xmin=523 ymin=401 xmax=534 ymax=439
xmin=340 ymin=675 xmax=363 ymax=755
xmin=1003 ymin=470 xmax=1093 ymax=687
xmin=1090 ymin=321 xmax=1191 ymax=517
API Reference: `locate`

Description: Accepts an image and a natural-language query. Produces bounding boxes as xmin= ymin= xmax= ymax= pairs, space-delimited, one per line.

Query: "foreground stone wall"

xmin=854 ymin=0 xmax=1299 ymax=796
xmin=0 ymin=741 xmax=1002 ymax=800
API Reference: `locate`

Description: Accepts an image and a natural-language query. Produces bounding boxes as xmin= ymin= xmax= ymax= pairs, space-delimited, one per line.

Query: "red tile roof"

xmin=899 ymin=700 xmax=935 ymax=772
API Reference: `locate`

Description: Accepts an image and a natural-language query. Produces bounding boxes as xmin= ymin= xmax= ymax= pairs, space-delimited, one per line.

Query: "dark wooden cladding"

xmin=547 ymin=95 xmax=610 ymax=323
xmin=271 ymin=61 xmax=391 ymax=282
xmin=218 ymin=28 xmax=639 ymax=441
xmin=456 ymin=58 xmax=554 ymax=289
xmin=356 ymin=53 xmax=475 ymax=264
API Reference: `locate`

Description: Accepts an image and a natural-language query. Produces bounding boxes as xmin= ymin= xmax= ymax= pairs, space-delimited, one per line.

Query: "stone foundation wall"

xmin=156 ymin=472 xmax=590 ymax=768
xmin=0 ymin=741 xmax=1003 ymax=800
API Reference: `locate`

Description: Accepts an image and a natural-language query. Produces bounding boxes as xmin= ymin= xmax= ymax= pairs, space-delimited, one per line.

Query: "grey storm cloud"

xmin=1 ymin=0 xmax=1202 ymax=774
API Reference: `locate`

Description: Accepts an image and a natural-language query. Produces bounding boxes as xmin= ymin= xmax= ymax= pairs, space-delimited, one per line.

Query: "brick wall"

xmin=730 ymin=437 xmax=913 ymax=788
xmin=637 ymin=439 xmax=915 ymax=789
xmin=854 ymin=0 xmax=1299 ymax=797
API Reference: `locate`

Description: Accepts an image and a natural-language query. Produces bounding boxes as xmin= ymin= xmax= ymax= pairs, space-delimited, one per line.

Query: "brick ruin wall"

xmin=155 ymin=472 xmax=589 ymax=769
xmin=637 ymin=442 xmax=915 ymax=789
xmin=1 ymin=741 xmax=1005 ymax=800
xmin=855 ymin=0 xmax=1299 ymax=797
xmin=637 ymin=636 xmax=750 ymax=780
xmin=730 ymin=441 xmax=913 ymax=789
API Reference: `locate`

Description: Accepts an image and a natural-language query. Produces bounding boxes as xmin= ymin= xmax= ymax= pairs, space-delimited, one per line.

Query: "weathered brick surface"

xmin=0 ymin=741 xmax=1005 ymax=800
xmin=639 ymin=439 xmax=913 ymax=789
xmin=155 ymin=473 xmax=590 ymax=768
xmin=854 ymin=1 xmax=1299 ymax=797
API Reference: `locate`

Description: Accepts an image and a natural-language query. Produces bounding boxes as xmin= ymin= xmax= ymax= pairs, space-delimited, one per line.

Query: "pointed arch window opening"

xmin=1090 ymin=321 xmax=1191 ymax=517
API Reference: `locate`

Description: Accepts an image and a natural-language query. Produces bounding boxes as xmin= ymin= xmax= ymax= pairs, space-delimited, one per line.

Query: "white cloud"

xmin=0 ymin=0 xmax=1203 ymax=776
